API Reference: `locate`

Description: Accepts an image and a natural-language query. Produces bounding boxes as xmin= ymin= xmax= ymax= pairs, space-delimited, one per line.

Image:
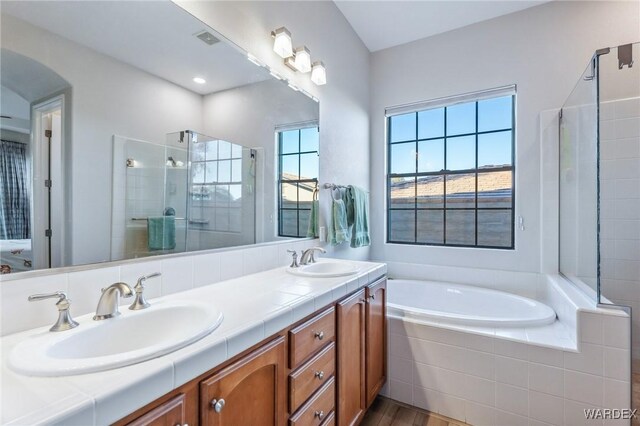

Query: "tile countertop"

xmin=0 ymin=258 xmax=387 ymax=426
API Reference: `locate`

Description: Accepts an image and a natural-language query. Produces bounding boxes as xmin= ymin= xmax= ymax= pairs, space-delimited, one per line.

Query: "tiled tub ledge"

xmin=0 ymin=259 xmax=387 ymax=425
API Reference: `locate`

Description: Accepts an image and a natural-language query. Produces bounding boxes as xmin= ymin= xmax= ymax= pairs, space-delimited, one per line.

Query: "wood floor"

xmin=361 ymin=396 xmax=468 ymax=426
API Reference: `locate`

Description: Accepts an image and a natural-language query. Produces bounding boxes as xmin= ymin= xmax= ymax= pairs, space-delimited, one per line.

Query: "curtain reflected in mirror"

xmin=0 ymin=138 xmax=31 ymax=274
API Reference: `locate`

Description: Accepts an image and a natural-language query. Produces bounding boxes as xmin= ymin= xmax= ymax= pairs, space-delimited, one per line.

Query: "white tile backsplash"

xmin=0 ymin=239 xmax=320 ymax=336
xmin=161 ymin=256 xmax=194 ymax=295
xmin=192 ymin=252 xmax=221 ymax=287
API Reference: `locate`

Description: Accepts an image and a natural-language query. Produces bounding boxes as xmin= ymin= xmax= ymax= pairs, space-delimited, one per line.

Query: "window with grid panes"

xmin=386 ymin=90 xmax=515 ymax=248
xmin=190 ymin=138 xmax=244 ymax=233
xmin=278 ymin=126 xmax=319 ymax=237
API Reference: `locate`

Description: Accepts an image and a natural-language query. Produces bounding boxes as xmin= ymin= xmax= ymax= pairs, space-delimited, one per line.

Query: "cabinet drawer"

xmin=320 ymin=411 xmax=335 ymax=426
xmin=289 ymin=307 xmax=335 ymax=368
xmin=289 ymin=377 xmax=335 ymax=426
xmin=289 ymin=343 xmax=335 ymax=412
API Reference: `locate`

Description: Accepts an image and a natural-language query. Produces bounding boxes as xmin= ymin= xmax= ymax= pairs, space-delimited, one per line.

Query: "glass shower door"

xmin=185 ymin=131 xmax=257 ymax=252
xmin=596 ymin=42 xmax=640 ymax=415
xmin=559 ymin=55 xmax=599 ymax=294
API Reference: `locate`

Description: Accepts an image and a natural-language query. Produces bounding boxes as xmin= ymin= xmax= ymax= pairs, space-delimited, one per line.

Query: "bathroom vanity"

xmin=114 ymin=275 xmax=387 ymax=426
xmin=0 ymin=258 xmax=387 ymax=425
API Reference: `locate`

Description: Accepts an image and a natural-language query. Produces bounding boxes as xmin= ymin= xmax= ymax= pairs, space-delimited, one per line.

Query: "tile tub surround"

xmin=383 ymin=300 xmax=631 ymax=425
xmin=0 ymin=258 xmax=386 ymax=425
xmin=599 ymin=96 xmax=640 ymax=360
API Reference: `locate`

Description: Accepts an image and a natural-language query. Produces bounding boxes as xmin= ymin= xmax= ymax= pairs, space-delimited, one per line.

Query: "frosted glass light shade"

xmin=311 ymin=61 xmax=326 ymax=85
xmin=293 ymin=46 xmax=311 ymax=73
xmin=272 ymin=27 xmax=293 ymax=58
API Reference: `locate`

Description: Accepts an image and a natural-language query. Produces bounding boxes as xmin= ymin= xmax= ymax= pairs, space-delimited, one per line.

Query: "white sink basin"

xmin=286 ymin=261 xmax=359 ymax=278
xmin=9 ymin=300 xmax=223 ymax=377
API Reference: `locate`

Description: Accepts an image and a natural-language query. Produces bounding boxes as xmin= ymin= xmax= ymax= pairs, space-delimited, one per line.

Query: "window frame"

xmin=277 ymin=125 xmax=319 ymax=238
xmin=385 ymin=88 xmax=516 ymax=249
xmin=189 ymin=139 xmax=245 ymax=233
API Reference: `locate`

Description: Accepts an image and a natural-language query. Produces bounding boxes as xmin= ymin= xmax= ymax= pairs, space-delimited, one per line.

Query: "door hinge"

xmin=45 ymin=229 xmax=52 ymax=237
xmin=44 ymin=130 xmax=52 ymax=138
xmin=45 ymin=179 xmax=52 ymax=188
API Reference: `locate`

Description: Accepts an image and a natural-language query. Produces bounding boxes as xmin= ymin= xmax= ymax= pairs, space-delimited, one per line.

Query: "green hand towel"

xmin=346 ymin=186 xmax=370 ymax=248
xmin=328 ymin=196 xmax=350 ymax=246
xmin=306 ymin=200 xmax=319 ymax=238
xmin=147 ymin=216 xmax=176 ymax=251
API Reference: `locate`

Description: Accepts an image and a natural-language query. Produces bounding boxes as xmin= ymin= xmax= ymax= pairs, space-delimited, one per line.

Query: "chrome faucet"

xmin=93 ymin=282 xmax=134 ymax=320
xmin=28 ymin=291 xmax=79 ymax=332
xmin=287 ymin=250 xmax=299 ymax=268
xmin=129 ymin=272 xmax=161 ymax=310
xmin=300 ymin=247 xmax=326 ymax=265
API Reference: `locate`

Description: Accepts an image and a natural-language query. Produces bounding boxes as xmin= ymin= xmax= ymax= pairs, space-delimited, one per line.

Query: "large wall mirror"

xmin=0 ymin=1 xmax=319 ymax=275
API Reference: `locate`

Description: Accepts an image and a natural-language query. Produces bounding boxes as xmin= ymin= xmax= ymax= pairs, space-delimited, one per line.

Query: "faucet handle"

xmin=129 ymin=272 xmax=161 ymax=310
xmin=287 ymin=250 xmax=299 ymax=268
xmin=28 ymin=291 xmax=79 ymax=332
xmin=135 ymin=272 xmax=162 ymax=287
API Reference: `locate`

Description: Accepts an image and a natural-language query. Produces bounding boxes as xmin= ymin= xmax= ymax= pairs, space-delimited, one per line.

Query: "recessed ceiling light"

xmin=193 ymin=77 xmax=206 ymax=84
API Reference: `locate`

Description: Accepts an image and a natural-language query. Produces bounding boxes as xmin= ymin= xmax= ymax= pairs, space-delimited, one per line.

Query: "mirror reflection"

xmin=0 ymin=1 xmax=319 ymax=275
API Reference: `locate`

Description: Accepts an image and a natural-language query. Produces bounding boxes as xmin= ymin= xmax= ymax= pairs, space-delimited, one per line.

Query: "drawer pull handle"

xmin=315 ymin=370 xmax=325 ymax=380
xmin=314 ymin=331 xmax=324 ymax=340
xmin=314 ymin=410 xmax=325 ymax=420
xmin=211 ymin=398 xmax=226 ymax=413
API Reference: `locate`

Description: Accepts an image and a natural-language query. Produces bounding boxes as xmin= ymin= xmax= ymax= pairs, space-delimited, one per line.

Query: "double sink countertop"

xmin=0 ymin=258 xmax=386 ymax=425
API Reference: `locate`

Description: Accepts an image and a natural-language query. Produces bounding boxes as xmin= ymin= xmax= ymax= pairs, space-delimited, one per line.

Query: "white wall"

xmin=175 ymin=0 xmax=372 ymax=261
xmin=1 ymin=14 xmax=204 ymax=266
xmin=0 ymin=85 xmax=30 ymax=133
xmin=369 ymin=1 xmax=640 ymax=273
xmin=202 ymin=78 xmax=319 ymax=242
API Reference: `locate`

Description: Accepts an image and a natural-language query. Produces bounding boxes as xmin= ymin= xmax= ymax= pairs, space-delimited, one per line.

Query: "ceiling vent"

xmin=195 ymin=31 xmax=220 ymax=46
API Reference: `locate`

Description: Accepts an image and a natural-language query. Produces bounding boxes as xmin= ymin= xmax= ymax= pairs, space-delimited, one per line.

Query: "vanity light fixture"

xmin=311 ymin=61 xmax=326 ymax=86
xmin=286 ymin=46 xmax=312 ymax=73
xmin=270 ymin=27 xmax=327 ymax=86
xmin=271 ymin=27 xmax=293 ymax=59
xmin=193 ymin=77 xmax=206 ymax=84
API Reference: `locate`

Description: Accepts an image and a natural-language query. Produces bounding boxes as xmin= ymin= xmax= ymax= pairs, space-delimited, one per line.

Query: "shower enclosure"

xmin=559 ymin=41 xmax=639 ymax=409
xmin=112 ymin=130 xmax=256 ymax=260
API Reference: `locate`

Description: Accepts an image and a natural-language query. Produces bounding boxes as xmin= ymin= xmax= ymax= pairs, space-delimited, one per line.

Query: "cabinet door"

xmin=126 ymin=394 xmax=186 ymax=426
xmin=336 ymin=288 xmax=366 ymax=426
xmin=365 ymin=278 xmax=387 ymax=407
xmin=201 ymin=337 xmax=287 ymax=426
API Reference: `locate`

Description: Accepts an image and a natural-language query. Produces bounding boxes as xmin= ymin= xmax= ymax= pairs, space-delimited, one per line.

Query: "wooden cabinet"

xmin=115 ymin=275 xmax=387 ymax=426
xmin=365 ymin=279 xmax=387 ymax=407
xmin=289 ymin=378 xmax=335 ymax=426
xmin=336 ymin=289 xmax=366 ymax=426
xmin=289 ymin=308 xmax=335 ymax=368
xmin=200 ymin=337 xmax=287 ymax=426
xmin=289 ymin=343 xmax=336 ymax=413
xmin=125 ymin=394 xmax=188 ymax=426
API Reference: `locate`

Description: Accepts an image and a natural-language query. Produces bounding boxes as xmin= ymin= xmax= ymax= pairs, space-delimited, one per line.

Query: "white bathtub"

xmin=387 ymin=279 xmax=556 ymax=327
